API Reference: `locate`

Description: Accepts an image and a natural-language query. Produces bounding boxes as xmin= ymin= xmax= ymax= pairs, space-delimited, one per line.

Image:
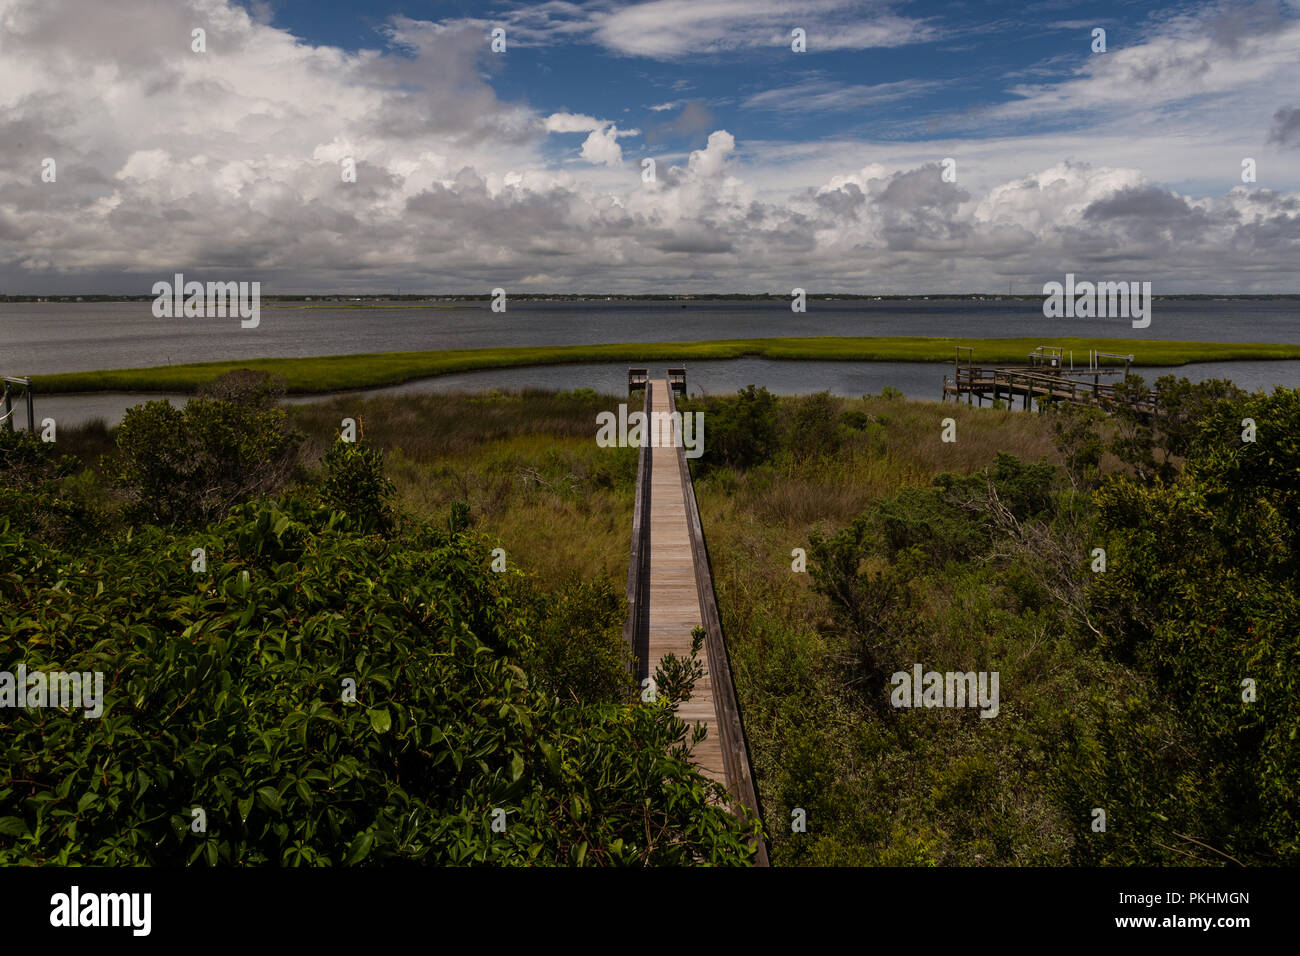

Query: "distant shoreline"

xmin=30 ymin=335 xmax=1300 ymax=395
xmin=4 ymin=292 xmax=1300 ymax=304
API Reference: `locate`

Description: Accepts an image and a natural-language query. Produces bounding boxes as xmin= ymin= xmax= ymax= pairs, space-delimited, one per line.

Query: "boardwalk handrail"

xmin=622 ymin=385 xmax=652 ymax=676
xmin=667 ymin=386 xmax=770 ymax=867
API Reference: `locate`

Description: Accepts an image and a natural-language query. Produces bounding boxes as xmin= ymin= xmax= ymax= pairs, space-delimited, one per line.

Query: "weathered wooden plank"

xmin=623 ymin=379 xmax=769 ymax=865
xmin=666 ymin=384 xmax=770 ymax=868
xmin=644 ymin=380 xmax=725 ymax=780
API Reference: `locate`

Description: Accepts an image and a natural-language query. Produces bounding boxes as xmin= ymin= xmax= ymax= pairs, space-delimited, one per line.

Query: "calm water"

xmin=19 ymin=358 xmax=1300 ymax=428
xmin=3 ymin=298 xmax=1299 ymax=376
xmin=4 ymin=299 xmax=1297 ymax=426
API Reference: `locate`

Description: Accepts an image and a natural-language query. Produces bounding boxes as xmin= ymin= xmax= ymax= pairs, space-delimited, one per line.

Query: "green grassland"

xmin=32 ymin=336 xmax=1300 ymax=394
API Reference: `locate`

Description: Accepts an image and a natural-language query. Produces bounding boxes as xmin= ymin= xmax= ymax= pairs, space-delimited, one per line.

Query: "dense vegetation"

xmin=5 ymin=369 xmax=1293 ymax=867
xmin=683 ymin=376 xmax=1298 ymax=865
xmin=0 ymin=376 xmax=760 ymax=865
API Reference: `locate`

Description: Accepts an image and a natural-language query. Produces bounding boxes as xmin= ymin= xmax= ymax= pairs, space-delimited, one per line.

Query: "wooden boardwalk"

xmin=624 ymin=378 xmax=768 ymax=865
xmin=644 ymin=380 xmax=725 ymax=780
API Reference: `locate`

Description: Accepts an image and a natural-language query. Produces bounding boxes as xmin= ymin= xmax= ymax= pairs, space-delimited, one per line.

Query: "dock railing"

xmin=1 ymin=376 xmax=34 ymax=432
xmin=667 ymin=384 xmax=769 ymax=866
xmin=621 ymin=384 xmax=652 ymax=675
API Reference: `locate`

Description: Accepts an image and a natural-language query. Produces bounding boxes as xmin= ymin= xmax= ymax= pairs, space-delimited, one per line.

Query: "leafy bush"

xmin=320 ymin=441 xmax=396 ymax=534
xmin=841 ymin=409 xmax=876 ymax=430
xmin=109 ymin=388 xmax=301 ymax=528
xmin=1044 ymin=402 xmax=1106 ymax=491
xmin=683 ymin=384 xmax=778 ymax=473
xmin=518 ymin=575 xmax=632 ymax=705
xmin=1084 ymin=386 xmax=1300 ymax=864
xmin=0 ymin=426 xmax=78 ymax=490
xmin=812 ymin=453 xmax=1059 ymax=577
xmin=0 ymin=499 xmax=759 ymax=866
xmin=784 ymin=391 xmax=842 ymax=462
xmin=1108 ymin=374 xmax=1247 ymax=482
xmin=0 ymin=428 xmax=109 ymax=546
xmin=198 ymin=369 xmax=288 ymax=407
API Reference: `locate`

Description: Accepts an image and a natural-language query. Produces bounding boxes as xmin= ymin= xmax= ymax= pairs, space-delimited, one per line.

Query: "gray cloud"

xmin=1083 ymin=185 xmax=1195 ymax=220
xmin=0 ymin=0 xmax=1298 ymax=294
xmin=645 ymin=101 xmax=715 ymax=144
xmin=1269 ymin=106 xmax=1300 ymax=146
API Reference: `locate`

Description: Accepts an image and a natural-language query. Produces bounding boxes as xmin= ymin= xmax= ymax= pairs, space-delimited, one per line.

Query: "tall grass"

xmin=287 ymin=389 xmax=636 ymax=591
xmin=33 ymin=335 xmax=1300 ymax=394
xmin=36 ymin=418 xmax=115 ymax=466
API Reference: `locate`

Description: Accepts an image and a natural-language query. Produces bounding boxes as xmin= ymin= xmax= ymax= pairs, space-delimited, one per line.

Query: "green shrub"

xmin=784 ymin=391 xmax=842 ymax=462
xmin=1108 ymin=374 xmax=1248 ymax=482
xmin=198 ymin=369 xmax=288 ymax=407
xmin=109 ymin=392 xmax=301 ymax=528
xmin=1044 ymin=402 xmax=1105 ymax=490
xmin=0 ymin=428 xmax=110 ymax=545
xmin=518 ymin=574 xmax=632 ymax=705
xmin=0 ymin=426 xmax=78 ymax=489
xmin=683 ymin=384 xmax=778 ymax=473
xmin=841 ymin=409 xmax=875 ymax=430
xmin=1084 ymin=386 xmax=1300 ymax=864
xmin=320 ymin=441 xmax=396 ymax=534
xmin=0 ymin=500 xmax=759 ymax=866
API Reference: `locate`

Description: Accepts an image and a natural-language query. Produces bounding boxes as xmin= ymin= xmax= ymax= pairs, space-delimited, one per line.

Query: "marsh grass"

xmin=41 ymin=417 xmax=115 ymax=467
xmin=34 ymin=335 xmax=1300 ymax=394
xmin=287 ymin=389 xmax=635 ymax=590
xmin=698 ymin=397 xmax=1060 ymax=532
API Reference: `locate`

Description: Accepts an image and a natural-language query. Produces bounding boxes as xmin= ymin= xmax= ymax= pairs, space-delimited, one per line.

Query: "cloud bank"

xmin=0 ymin=0 xmax=1298 ymax=293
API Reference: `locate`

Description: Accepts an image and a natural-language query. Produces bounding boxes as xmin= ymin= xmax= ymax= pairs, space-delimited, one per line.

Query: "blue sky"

xmin=2 ymin=0 xmax=1299 ymax=292
xmin=254 ymin=1 xmax=1198 ymax=153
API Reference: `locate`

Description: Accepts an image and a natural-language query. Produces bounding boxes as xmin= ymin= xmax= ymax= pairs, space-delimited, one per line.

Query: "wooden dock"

xmin=942 ymin=346 xmax=1155 ymax=413
xmin=624 ymin=378 xmax=768 ymax=865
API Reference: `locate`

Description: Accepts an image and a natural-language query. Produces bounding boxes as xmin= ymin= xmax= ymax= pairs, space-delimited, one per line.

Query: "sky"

xmin=2 ymin=0 xmax=1299 ymax=294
